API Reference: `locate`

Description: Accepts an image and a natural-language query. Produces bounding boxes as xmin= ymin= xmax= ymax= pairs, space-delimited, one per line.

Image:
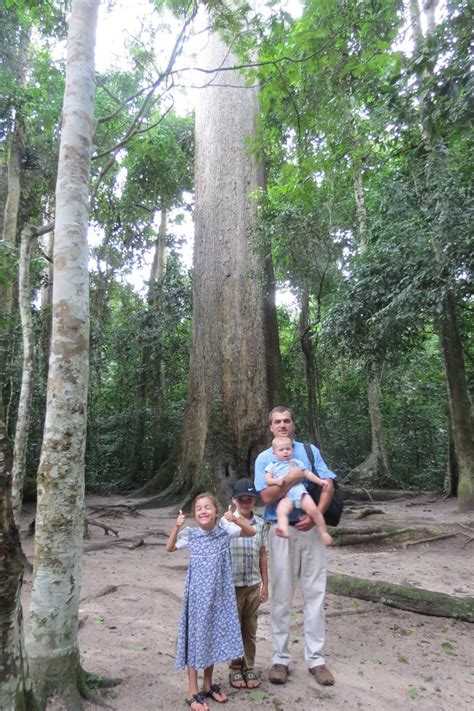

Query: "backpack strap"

xmin=304 ymin=442 xmax=315 ymax=472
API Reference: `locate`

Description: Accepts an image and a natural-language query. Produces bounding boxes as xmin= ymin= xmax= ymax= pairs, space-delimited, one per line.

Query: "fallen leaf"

xmin=249 ymin=691 xmax=268 ymax=702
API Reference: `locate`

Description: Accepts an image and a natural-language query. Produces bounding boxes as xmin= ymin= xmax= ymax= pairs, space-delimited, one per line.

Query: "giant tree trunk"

xmin=147 ymin=29 xmax=281 ymax=503
xmin=26 ymin=1 xmax=99 ymax=707
xmin=0 ymin=396 xmax=35 ymax=710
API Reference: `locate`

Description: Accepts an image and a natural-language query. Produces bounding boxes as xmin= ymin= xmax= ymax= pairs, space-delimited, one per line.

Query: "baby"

xmin=265 ymin=436 xmax=333 ymax=543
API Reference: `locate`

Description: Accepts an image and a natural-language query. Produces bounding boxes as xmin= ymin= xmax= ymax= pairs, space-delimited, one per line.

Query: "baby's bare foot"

xmin=322 ymin=532 xmax=333 ymax=546
xmin=276 ymin=526 xmax=290 ymax=538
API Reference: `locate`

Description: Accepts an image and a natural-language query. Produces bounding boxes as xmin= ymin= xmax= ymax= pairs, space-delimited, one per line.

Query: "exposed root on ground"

xmin=327 ymin=572 xmax=474 ymax=622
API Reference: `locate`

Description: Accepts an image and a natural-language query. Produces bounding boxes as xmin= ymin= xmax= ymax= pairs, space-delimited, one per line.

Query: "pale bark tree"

xmin=409 ymin=0 xmax=474 ymax=511
xmin=143 ymin=28 xmax=282 ymax=502
xmin=12 ymin=223 xmax=54 ymax=526
xmin=26 ymin=1 xmax=100 ymax=707
xmin=40 ymin=232 xmax=54 ymax=381
xmin=11 ymin=227 xmax=36 ymax=526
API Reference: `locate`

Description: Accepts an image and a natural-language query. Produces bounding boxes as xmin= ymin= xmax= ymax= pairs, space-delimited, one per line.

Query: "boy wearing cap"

xmin=228 ymin=478 xmax=268 ymax=690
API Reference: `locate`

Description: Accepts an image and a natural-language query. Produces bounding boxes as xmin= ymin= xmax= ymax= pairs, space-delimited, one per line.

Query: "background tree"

xmin=408 ymin=0 xmax=473 ymax=510
xmin=26 ymin=1 xmax=100 ymax=707
xmin=142 ymin=21 xmax=282 ymax=503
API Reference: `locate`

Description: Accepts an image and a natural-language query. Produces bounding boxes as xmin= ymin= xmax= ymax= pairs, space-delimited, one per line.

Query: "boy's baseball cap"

xmin=232 ymin=478 xmax=257 ymax=498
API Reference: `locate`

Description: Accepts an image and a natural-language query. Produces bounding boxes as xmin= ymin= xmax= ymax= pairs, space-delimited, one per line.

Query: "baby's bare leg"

xmin=301 ymin=495 xmax=333 ymax=545
xmin=276 ymin=497 xmax=293 ymax=538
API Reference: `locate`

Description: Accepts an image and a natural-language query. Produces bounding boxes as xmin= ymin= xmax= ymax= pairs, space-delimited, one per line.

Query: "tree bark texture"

xmin=11 ymin=227 xmax=35 ymax=526
xmin=444 ymin=412 xmax=459 ymax=497
xmin=439 ymin=292 xmax=474 ymax=511
xmin=0 ymin=396 xmax=34 ymax=710
xmin=26 ymin=1 xmax=99 ymax=706
xmin=175 ymin=30 xmax=281 ymax=501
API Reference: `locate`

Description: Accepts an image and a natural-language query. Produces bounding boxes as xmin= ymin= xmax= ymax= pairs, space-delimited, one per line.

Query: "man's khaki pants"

xmin=268 ymin=523 xmax=327 ymax=669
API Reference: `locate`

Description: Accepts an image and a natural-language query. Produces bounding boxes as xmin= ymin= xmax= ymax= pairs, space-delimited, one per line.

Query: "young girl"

xmin=166 ymin=493 xmax=256 ymax=711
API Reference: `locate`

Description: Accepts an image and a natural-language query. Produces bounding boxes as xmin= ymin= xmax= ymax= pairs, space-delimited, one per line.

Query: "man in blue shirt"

xmin=254 ymin=406 xmax=336 ymax=687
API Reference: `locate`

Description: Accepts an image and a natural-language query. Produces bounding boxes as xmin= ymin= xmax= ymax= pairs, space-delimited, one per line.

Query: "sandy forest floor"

xmin=20 ymin=494 xmax=474 ymax=711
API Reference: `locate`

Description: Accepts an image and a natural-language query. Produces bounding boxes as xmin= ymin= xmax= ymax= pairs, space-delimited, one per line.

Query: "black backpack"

xmin=303 ymin=443 xmax=344 ymax=527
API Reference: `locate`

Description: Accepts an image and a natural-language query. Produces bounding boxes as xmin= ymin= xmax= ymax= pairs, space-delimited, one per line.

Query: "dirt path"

xmin=20 ymin=496 xmax=474 ymax=710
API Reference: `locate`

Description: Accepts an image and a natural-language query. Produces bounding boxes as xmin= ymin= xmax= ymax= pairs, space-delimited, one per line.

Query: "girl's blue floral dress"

xmin=175 ymin=517 xmax=244 ymax=670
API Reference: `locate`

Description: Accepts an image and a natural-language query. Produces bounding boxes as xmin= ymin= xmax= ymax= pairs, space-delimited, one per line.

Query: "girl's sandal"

xmin=203 ymin=683 xmax=228 ymax=703
xmin=186 ymin=692 xmax=209 ymax=710
xmin=243 ymin=671 xmax=260 ymax=689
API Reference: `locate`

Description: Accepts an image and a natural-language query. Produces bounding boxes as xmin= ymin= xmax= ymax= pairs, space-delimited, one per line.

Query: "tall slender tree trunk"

xmin=150 ymin=210 xmax=168 ymax=470
xmin=11 ymin=227 xmax=36 ymax=526
xmin=26 ymin=1 xmax=99 ymax=707
xmin=144 ymin=28 xmax=281 ymax=503
xmin=1 ymin=22 xmax=28 ymax=314
xmin=0 ymin=23 xmax=34 ymax=704
xmin=135 ymin=210 xmax=168 ymax=481
xmin=40 ymin=232 xmax=54 ymax=382
xmin=299 ymin=281 xmax=322 ymax=449
xmin=409 ymin=0 xmax=474 ymax=510
xmin=350 ymin=171 xmax=391 ymax=484
xmin=439 ymin=291 xmax=474 ymax=510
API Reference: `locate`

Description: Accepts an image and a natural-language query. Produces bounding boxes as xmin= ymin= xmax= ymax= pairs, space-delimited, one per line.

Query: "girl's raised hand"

xmin=176 ymin=509 xmax=185 ymax=528
xmin=224 ymin=504 xmax=235 ymax=523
